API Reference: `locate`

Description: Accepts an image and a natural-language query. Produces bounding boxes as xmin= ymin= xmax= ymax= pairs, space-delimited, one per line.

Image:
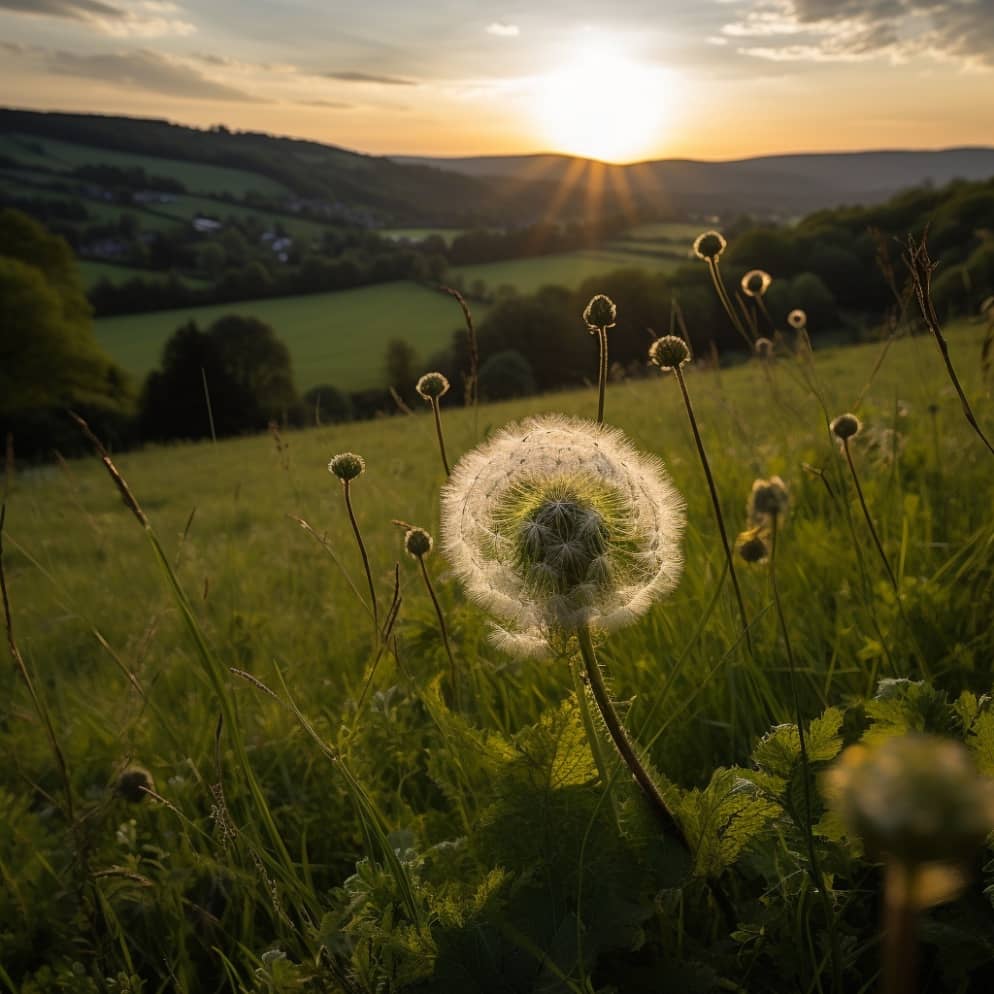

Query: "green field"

xmin=381 ymin=227 xmax=465 ymax=244
xmin=94 ymin=281 xmax=483 ymax=391
xmin=4 ymin=319 xmax=993 ymax=991
xmin=0 ymin=131 xmax=289 ymax=197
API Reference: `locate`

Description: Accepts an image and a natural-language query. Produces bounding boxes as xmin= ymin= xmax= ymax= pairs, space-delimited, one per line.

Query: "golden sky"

xmin=2 ymin=0 xmax=993 ymax=163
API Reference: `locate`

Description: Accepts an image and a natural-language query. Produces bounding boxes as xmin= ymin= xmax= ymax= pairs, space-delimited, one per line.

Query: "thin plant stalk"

xmin=595 ymin=326 xmax=609 ymax=423
xmin=672 ymin=365 xmax=753 ymax=654
xmin=882 ymin=862 xmax=918 ymax=994
xmin=769 ymin=514 xmax=843 ymax=994
xmin=343 ymin=478 xmax=379 ymax=636
xmin=417 ymin=554 xmax=456 ymax=693
xmin=430 ymin=397 xmax=451 ymax=476
xmin=575 ymin=625 xmax=687 ymax=849
xmin=440 ymin=285 xmax=479 ymax=431
xmin=707 ymin=258 xmax=753 ymax=350
xmin=841 ymin=438 xmax=898 ymax=592
xmin=906 ymin=235 xmax=994 ymax=458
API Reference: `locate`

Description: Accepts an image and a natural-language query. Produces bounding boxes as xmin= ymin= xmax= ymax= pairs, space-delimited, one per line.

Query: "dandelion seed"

xmin=788 ymin=309 xmax=807 ymax=330
xmin=441 ymin=415 xmax=685 ymax=656
xmin=741 ymin=269 xmax=772 ymax=298
xmin=693 ymin=230 xmax=726 ymax=261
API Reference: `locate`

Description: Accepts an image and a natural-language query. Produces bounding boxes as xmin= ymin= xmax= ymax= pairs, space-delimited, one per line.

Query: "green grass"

xmin=94 ymin=281 xmax=483 ymax=391
xmin=4 ymin=317 xmax=993 ymax=991
xmin=0 ymin=132 xmax=289 ymax=197
xmin=452 ymin=247 xmax=683 ymax=294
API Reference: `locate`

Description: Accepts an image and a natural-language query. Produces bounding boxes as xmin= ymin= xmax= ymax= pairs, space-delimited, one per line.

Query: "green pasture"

xmin=94 ymin=281 xmax=480 ymax=392
xmin=3 ymin=317 xmax=993 ymax=991
xmin=0 ymin=131 xmax=289 ymax=197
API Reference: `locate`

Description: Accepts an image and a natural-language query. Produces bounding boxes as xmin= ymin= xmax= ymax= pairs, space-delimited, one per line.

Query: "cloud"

xmin=323 ymin=70 xmax=415 ymax=85
xmin=725 ymin=0 xmax=994 ymax=67
xmin=46 ymin=49 xmax=263 ymax=101
xmin=0 ymin=0 xmax=195 ymax=37
xmin=486 ymin=22 xmax=520 ymax=37
xmin=298 ymin=99 xmax=352 ymax=109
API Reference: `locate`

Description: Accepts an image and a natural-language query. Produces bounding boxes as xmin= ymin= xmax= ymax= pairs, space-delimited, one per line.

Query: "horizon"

xmin=2 ymin=1 xmax=993 ymax=164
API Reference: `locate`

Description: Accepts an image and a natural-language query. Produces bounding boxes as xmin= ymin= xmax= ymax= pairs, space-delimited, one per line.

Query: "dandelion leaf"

xmin=864 ymin=678 xmax=955 ymax=744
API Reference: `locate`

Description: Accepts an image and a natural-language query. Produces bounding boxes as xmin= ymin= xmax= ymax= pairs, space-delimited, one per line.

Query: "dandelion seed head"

xmin=416 ymin=371 xmax=450 ymax=400
xmin=788 ymin=309 xmax=807 ymax=330
xmin=648 ymin=334 xmax=690 ymax=371
xmin=583 ymin=294 xmax=617 ymax=331
xmin=118 ymin=765 xmax=155 ymax=804
xmin=328 ymin=452 xmax=365 ymax=482
xmin=736 ymin=529 xmax=769 ymax=565
xmin=693 ymin=230 xmax=726 ymax=261
xmin=748 ymin=475 xmax=789 ymax=523
xmin=830 ymin=412 xmax=862 ymax=442
xmin=754 ymin=337 xmax=774 ymax=360
xmin=441 ymin=415 xmax=685 ymax=655
xmin=404 ymin=527 xmax=433 ymax=559
xmin=824 ymin=735 xmax=994 ymax=868
xmin=741 ymin=269 xmax=772 ymax=298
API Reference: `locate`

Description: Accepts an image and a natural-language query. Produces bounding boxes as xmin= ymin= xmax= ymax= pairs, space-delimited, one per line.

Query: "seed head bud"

xmin=787 ymin=309 xmax=807 ymax=330
xmin=416 ymin=371 xmax=450 ymax=401
xmin=648 ymin=334 xmax=690 ymax=371
xmin=980 ymin=295 xmax=994 ymax=316
xmin=117 ymin=765 xmax=155 ymax=804
xmin=693 ymin=230 xmax=727 ymax=261
xmin=328 ymin=452 xmax=365 ymax=482
xmin=736 ymin=529 xmax=769 ymax=564
xmin=830 ymin=412 xmax=862 ymax=442
xmin=754 ymin=337 xmax=774 ymax=360
xmin=404 ymin=526 xmax=433 ymax=559
xmin=824 ymin=735 xmax=994 ymax=870
xmin=748 ymin=475 xmax=789 ymax=522
xmin=583 ymin=294 xmax=617 ymax=331
xmin=741 ymin=269 xmax=772 ymax=298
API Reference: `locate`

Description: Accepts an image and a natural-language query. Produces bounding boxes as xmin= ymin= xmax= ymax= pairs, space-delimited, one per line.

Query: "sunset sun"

xmin=533 ymin=40 xmax=671 ymax=163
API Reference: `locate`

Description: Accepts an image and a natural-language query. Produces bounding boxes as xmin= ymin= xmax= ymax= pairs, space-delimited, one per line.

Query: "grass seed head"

xmin=788 ymin=308 xmax=807 ymax=330
xmin=824 ymin=735 xmax=994 ymax=872
xmin=118 ymin=766 xmax=155 ymax=803
xmin=741 ymin=269 xmax=772 ymax=297
xmin=583 ymin=293 xmax=617 ymax=331
xmin=416 ymin=371 xmax=450 ymax=400
xmin=648 ymin=334 xmax=691 ymax=371
xmin=328 ymin=452 xmax=365 ymax=482
xmin=693 ymin=230 xmax=727 ymax=261
xmin=441 ymin=415 xmax=685 ymax=656
xmin=830 ymin=412 xmax=862 ymax=442
xmin=748 ymin=475 xmax=789 ymax=523
xmin=404 ymin=526 xmax=433 ymax=559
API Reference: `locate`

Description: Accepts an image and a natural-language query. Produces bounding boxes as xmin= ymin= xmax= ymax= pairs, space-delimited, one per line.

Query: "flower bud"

xmin=830 ymin=412 xmax=862 ymax=442
xmin=118 ymin=765 xmax=155 ymax=804
xmin=741 ymin=269 xmax=772 ymax=298
xmin=754 ymin=337 xmax=774 ymax=360
xmin=583 ymin=294 xmax=617 ymax=331
xmin=787 ymin=309 xmax=807 ymax=330
xmin=404 ymin=526 xmax=433 ymax=559
xmin=692 ymin=230 xmax=726 ymax=261
xmin=328 ymin=452 xmax=365 ymax=482
xmin=748 ymin=476 xmax=789 ymax=522
xmin=648 ymin=334 xmax=690 ymax=371
xmin=736 ymin=529 xmax=769 ymax=564
xmin=416 ymin=371 xmax=450 ymax=401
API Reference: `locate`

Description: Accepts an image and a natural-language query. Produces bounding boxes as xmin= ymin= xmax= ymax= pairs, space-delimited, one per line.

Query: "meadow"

xmin=3 ymin=308 xmax=994 ymax=992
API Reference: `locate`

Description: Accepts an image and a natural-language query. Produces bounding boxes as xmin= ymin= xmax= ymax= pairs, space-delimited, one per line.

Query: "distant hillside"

xmin=394 ymin=148 xmax=994 ymax=215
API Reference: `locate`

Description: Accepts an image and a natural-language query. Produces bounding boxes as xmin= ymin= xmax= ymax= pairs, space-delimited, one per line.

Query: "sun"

xmin=533 ymin=40 xmax=671 ymax=163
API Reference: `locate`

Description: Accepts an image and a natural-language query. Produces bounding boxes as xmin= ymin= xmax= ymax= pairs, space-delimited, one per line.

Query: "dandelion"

xmin=735 ymin=529 xmax=768 ymax=565
xmin=329 ymin=451 xmax=378 ymax=636
xmin=741 ymin=269 xmax=772 ymax=298
xmin=117 ymin=765 xmax=155 ymax=803
xmin=788 ymin=308 xmax=807 ymax=330
xmin=415 ymin=371 xmax=452 ymax=476
xmin=747 ymin=475 xmax=789 ymax=527
xmin=825 ymin=735 xmax=994 ymax=994
xmin=441 ymin=415 xmax=687 ymax=840
xmin=583 ymin=294 xmax=617 ymax=423
xmin=830 ymin=412 xmax=862 ymax=442
xmin=650 ymin=334 xmax=753 ymax=653
xmin=693 ymin=230 xmax=752 ymax=349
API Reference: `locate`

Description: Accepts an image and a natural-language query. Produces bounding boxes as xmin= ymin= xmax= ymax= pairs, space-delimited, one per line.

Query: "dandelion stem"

xmin=707 ymin=258 xmax=753 ymax=350
xmin=842 ymin=438 xmax=898 ymax=592
xmin=672 ymin=366 xmax=753 ymax=654
xmin=418 ymin=555 xmax=456 ymax=694
xmin=430 ymin=397 xmax=451 ymax=476
xmin=769 ymin=514 xmax=843 ymax=994
xmin=883 ymin=862 xmax=918 ymax=994
xmin=576 ymin=624 xmax=687 ymax=849
xmin=596 ymin=326 xmax=609 ymax=424
xmin=344 ymin=479 xmax=378 ymax=636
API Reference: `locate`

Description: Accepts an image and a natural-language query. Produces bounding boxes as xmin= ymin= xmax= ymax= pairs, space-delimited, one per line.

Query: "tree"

xmin=384 ymin=338 xmax=418 ymax=406
xmin=478 ymin=350 xmax=536 ymax=401
xmin=139 ymin=315 xmax=298 ymax=441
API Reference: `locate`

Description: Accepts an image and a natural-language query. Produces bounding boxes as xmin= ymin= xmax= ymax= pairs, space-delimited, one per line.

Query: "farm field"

xmin=94 ymin=280 xmax=484 ymax=391
xmin=3 ymin=318 xmax=993 ymax=991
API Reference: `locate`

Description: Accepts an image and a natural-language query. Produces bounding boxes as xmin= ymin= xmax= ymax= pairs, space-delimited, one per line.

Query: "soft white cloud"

xmin=0 ymin=0 xmax=195 ymax=37
xmin=486 ymin=22 xmax=520 ymax=38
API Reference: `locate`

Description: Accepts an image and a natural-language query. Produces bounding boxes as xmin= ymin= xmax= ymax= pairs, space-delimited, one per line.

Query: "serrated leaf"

xmin=864 ymin=679 xmax=953 ymax=744
xmin=751 ymin=707 xmax=845 ymax=791
xmin=967 ymin=710 xmax=994 ymax=776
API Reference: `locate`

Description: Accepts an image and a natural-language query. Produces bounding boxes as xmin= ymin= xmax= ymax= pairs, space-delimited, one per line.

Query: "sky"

xmin=1 ymin=0 xmax=993 ymax=163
